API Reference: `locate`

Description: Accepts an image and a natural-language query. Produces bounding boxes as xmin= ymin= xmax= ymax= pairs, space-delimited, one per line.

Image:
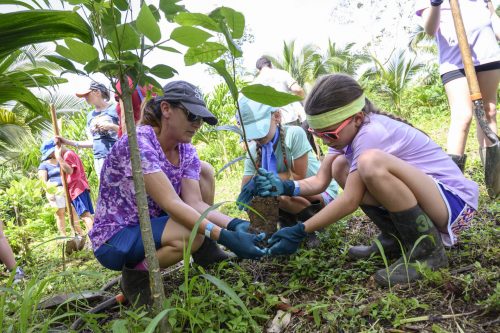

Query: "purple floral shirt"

xmin=89 ymin=125 xmax=201 ymax=250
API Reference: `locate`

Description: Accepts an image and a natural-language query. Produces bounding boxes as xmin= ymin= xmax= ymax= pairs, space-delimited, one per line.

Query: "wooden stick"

xmin=49 ymin=104 xmax=76 ymax=231
xmin=399 ymin=310 xmax=477 ymax=325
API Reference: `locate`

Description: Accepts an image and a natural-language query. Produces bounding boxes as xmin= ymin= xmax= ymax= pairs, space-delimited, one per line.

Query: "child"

xmin=51 ymin=139 xmax=94 ymax=252
xmin=38 ymin=140 xmax=83 ymax=241
xmin=0 ymin=220 xmax=25 ymax=284
xmin=255 ymin=74 xmax=479 ymax=286
xmin=236 ymin=96 xmax=339 ymax=232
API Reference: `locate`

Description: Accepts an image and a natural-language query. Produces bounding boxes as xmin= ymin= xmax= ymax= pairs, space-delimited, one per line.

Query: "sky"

xmin=7 ymin=0 xmax=424 ymax=97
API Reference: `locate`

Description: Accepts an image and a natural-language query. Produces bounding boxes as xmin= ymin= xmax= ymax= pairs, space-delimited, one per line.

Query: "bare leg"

xmin=357 ymin=149 xmax=448 ymax=232
xmin=199 ymin=161 xmax=215 ymax=205
xmin=444 ymin=77 xmax=473 ymax=156
xmin=476 ymin=69 xmax=500 ymax=147
xmin=156 ymin=219 xmax=204 ymax=268
xmin=79 ymin=212 xmax=94 ymax=232
xmin=55 ymin=208 xmax=67 ymax=236
xmin=0 ymin=221 xmax=16 ymax=270
xmin=71 ymin=207 xmax=84 ymax=236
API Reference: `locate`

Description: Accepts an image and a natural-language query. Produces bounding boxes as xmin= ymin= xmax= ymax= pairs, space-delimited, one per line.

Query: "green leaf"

xmin=149 ymin=64 xmax=177 ymax=79
xmin=208 ymin=60 xmax=238 ymax=101
xmin=0 ymin=85 xmax=46 ymax=115
xmin=241 ymin=84 xmax=303 ymax=107
xmin=174 ymin=12 xmax=220 ymax=32
xmin=113 ymin=0 xmax=129 ymax=11
xmin=170 ymin=26 xmax=212 ymax=47
xmin=44 ymin=55 xmax=79 ymax=73
xmin=0 ymin=0 xmax=35 ymax=10
xmin=110 ymin=23 xmax=140 ymax=50
xmin=159 ymin=0 xmax=186 ymax=21
xmin=217 ymin=20 xmax=242 ymax=58
xmin=136 ymin=3 xmax=161 ymax=43
xmin=83 ymin=58 xmax=99 ymax=73
xmin=143 ymin=309 xmax=174 ymax=333
xmin=0 ymin=10 xmax=94 ymax=57
xmin=184 ymin=42 xmax=227 ymax=66
xmin=156 ymin=45 xmax=181 ymax=53
xmin=210 ymin=7 xmax=244 ymax=38
xmin=64 ymin=38 xmax=99 ymax=64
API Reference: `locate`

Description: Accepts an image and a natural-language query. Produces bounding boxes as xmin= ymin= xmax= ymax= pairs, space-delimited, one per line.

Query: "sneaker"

xmin=13 ymin=267 xmax=25 ymax=284
xmin=65 ymin=238 xmax=77 ymax=256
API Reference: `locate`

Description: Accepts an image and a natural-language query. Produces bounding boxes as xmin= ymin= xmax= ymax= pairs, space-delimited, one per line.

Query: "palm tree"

xmin=361 ymin=50 xmax=424 ymax=116
xmin=267 ymin=40 xmax=323 ymax=87
xmin=321 ymin=39 xmax=371 ymax=77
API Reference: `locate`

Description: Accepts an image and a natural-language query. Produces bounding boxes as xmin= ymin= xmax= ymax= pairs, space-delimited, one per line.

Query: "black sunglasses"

xmin=178 ymin=104 xmax=203 ymax=123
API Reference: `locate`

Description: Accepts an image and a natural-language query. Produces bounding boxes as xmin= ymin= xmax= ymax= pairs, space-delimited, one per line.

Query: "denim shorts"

xmin=72 ymin=190 xmax=94 ymax=217
xmin=434 ymin=181 xmax=476 ymax=247
xmin=94 ymin=215 xmax=169 ymax=271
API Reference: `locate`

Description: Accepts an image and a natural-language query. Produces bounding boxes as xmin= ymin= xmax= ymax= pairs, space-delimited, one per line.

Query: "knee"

xmin=191 ymin=234 xmax=205 ymax=253
xmin=483 ymin=102 xmax=497 ymax=120
xmin=200 ymin=161 xmax=215 ymax=182
xmin=332 ymin=155 xmax=349 ymax=188
xmin=357 ymin=149 xmax=387 ymax=181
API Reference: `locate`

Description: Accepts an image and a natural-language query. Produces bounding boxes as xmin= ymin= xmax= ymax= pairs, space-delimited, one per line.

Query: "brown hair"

xmin=305 ymin=74 xmax=416 ymax=128
xmin=139 ymin=98 xmax=183 ymax=131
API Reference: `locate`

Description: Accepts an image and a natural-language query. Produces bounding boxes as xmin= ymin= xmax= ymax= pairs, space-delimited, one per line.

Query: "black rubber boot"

xmin=448 ymin=154 xmax=467 ymax=172
xmin=192 ymin=237 xmax=232 ymax=268
xmin=374 ymin=205 xmax=449 ymax=287
xmin=297 ymin=201 xmax=323 ymax=249
xmin=348 ymin=205 xmax=401 ymax=260
xmin=120 ymin=266 xmax=152 ymax=308
xmin=278 ymin=209 xmax=297 ymax=228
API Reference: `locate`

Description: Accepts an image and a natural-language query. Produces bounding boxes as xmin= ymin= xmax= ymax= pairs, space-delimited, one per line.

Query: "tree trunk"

xmin=119 ymin=77 xmax=168 ymax=323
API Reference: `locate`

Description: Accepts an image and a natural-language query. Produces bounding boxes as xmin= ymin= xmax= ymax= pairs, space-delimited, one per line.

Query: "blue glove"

xmin=254 ymin=168 xmax=295 ymax=197
xmin=236 ymin=178 xmax=256 ymax=210
xmin=218 ymin=230 xmax=267 ymax=259
xmin=430 ymin=0 xmax=443 ymax=6
xmin=267 ymin=223 xmax=308 ymax=255
xmin=227 ymin=218 xmax=250 ymax=233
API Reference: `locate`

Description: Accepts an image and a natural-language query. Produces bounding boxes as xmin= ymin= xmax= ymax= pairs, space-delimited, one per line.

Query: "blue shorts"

xmin=435 ymin=181 xmax=476 ymax=247
xmin=94 ymin=215 xmax=169 ymax=271
xmin=72 ymin=190 xmax=94 ymax=217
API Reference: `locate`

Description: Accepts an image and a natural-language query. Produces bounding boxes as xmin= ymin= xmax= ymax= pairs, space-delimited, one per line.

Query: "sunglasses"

xmin=308 ymin=116 xmax=353 ymax=140
xmin=178 ymin=104 xmax=203 ymax=123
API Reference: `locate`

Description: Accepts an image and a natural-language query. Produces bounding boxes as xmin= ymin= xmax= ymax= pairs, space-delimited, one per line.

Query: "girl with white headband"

xmin=254 ymin=74 xmax=479 ymax=287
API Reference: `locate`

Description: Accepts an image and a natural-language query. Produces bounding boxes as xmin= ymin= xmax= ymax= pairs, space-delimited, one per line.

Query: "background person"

xmin=255 ymin=74 xmax=479 ymax=287
xmin=0 ymin=220 xmax=25 ymax=284
xmin=416 ymin=0 xmax=500 ymax=171
xmin=58 ymin=82 xmax=119 ymax=180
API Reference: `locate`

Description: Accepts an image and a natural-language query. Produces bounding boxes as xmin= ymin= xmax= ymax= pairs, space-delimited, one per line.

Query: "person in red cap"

xmin=58 ymin=82 xmax=119 ymax=180
xmin=114 ymin=77 xmax=151 ymax=138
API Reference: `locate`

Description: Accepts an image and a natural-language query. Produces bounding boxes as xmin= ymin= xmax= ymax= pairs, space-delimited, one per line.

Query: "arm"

xmin=54 ymin=147 xmax=73 ymax=175
xmin=289 ymin=82 xmax=305 ymax=98
xmin=241 ymin=175 xmax=253 ymax=187
xmin=144 ymin=172 xmax=222 ymax=240
xmin=295 ymin=153 xmax=338 ymax=195
xmin=303 ymin=170 xmax=365 ymax=232
xmin=55 ymin=135 xmax=93 ymax=149
xmin=38 ymin=169 xmax=48 ymax=183
xmin=421 ymin=5 xmax=441 ymax=36
xmin=289 ymin=152 xmax=308 ymax=180
xmin=488 ymin=0 xmax=500 ymax=40
xmin=181 ymin=178 xmax=232 ymax=228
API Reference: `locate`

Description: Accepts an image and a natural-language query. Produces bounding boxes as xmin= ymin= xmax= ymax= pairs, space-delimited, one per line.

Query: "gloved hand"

xmin=254 ymin=168 xmax=295 ymax=197
xmin=218 ymin=230 xmax=267 ymax=259
xmin=236 ymin=178 xmax=256 ymax=211
xmin=266 ymin=223 xmax=308 ymax=256
xmin=430 ymin=0 xmax=443 ymax=6
xmin=227 ymin=218 xmax=250 ymax=233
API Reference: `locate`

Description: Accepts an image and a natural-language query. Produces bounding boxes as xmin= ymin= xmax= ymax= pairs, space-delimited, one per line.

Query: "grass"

xmin=0 ymin=112 xmax=498 ymax=332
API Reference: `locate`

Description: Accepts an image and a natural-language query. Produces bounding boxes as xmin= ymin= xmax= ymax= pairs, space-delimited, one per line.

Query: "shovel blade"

xmin=484 ymin=142 xmax=500 ymax=198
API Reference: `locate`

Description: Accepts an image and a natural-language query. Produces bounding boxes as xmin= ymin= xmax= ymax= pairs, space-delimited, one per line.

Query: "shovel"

xmin=449 ymin=0 xmax=500 ymax=198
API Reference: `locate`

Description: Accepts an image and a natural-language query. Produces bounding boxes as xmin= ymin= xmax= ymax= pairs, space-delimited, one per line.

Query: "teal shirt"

xmin=243 ymin=126 xmax=338 ymax=199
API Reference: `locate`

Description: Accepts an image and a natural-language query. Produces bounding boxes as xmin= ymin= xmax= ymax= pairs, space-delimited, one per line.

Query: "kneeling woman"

xmin=89 ymin=81 xmax=265 ymax=303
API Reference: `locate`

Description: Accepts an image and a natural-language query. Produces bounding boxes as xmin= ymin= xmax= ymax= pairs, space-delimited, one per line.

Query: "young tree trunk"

xmin=119 ymin=77 xmax=168 ymax=321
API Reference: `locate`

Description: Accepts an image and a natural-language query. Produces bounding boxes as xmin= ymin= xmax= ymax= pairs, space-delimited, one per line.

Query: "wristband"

xmin=293 ymin=180 xmax=301 ymax=196
xmin=204 ymin=222 xmax=214 ymax=238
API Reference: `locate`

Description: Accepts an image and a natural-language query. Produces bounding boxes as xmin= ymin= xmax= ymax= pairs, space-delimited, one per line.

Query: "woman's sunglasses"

xmin=308 ymin=116 xmax=353 ymax=140
xmin=178 ymin=104 xmax=203 ymax=123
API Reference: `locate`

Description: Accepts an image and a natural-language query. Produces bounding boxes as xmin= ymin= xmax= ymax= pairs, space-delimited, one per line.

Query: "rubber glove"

xmin=266 ymin=223 xmax=308 ymax=255
xmin=254 ymin=168 xmax=295 ymax=197
xmin=218 ymin=230 xmax=267 ymax=259
xmin=236 ymin=178 xmax=256 ymax=211
xmin=227 ymin=218 xmax=250 ymax=233
xmin=430 ymin=0 xmax=443 ymax=6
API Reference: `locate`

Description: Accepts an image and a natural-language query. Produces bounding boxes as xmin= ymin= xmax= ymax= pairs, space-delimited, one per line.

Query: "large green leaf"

xmin=0 ymin=10 xmax=93 ymax=57
xmin=44 ymin=55 xmax=80 ymax=73
xmin=184 ymin=42 xmax=227 ymax=66
xmin=210 ymin=7 xmax=244 ymax=38
xmin=113 ymin=0 xmax=129 ymax=11
xmin=136 ymin=3 xmax=161 ymax=43
xmin=208 ymin=60 xmax=238 ymax=101
xmin=0 ymin=0 xmax=35 ymax=10
xmin=0 ymin=85 xmax=46 ymax=115
xmin=64 ymin=38 xmax=99 ymax=64
xmin=241 ymin=84 xmax=303 ymax=107
xmin=170 ymin=26 xmax=212 ymax=47
xmin=159 ymin=0 xmax=185 ymax=21
xmin=149 ymin=64 xmax=177 ymax=79
xmin=174 ymin=12 xmax=220 ymax=32
xmin=110 ymin=23 xmax=140 ymax=51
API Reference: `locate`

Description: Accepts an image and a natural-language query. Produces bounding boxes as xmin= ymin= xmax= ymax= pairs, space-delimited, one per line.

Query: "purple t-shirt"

xmin=328 ymin=114 xmax=478 ymax=209
xmin=416 ymin=0 xmax=500 ymax=75
xmin=89 ymin=125 xmax=201 ymax=250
